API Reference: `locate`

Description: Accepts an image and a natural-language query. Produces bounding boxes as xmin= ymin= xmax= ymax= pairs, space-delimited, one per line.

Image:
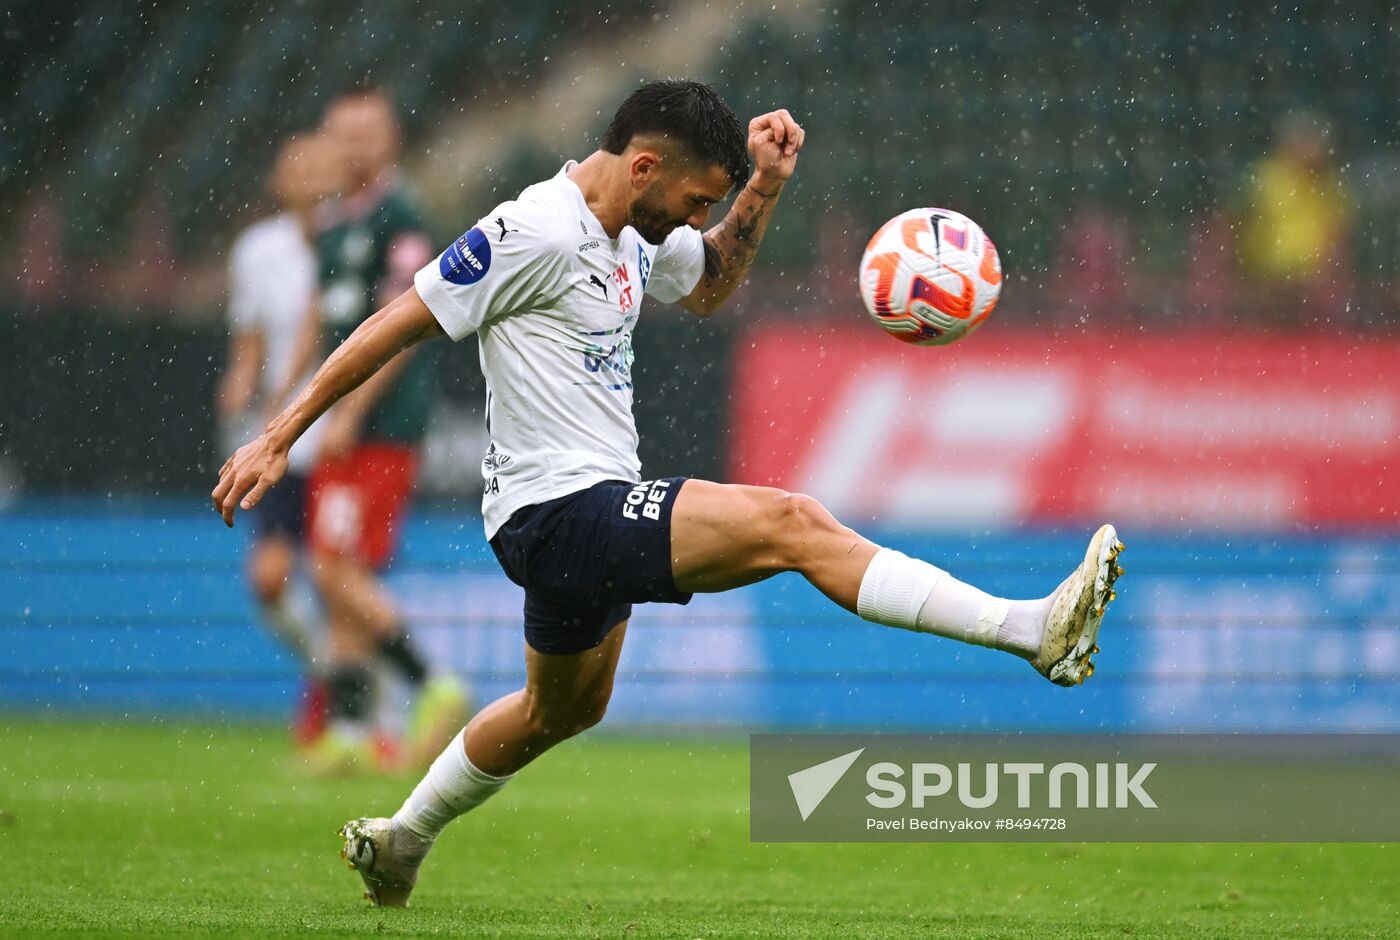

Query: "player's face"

xmin=323 ymin=96 xmax=398 ymax=183
xmin=273 ymin=136 xmax=342 ymax=210
xmin=627 ymin=162 xmax=732 ymax=244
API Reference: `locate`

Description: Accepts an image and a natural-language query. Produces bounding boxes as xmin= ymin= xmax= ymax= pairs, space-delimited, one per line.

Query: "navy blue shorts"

xmin=251 ymin=471 xmax=308 ymax=542
xmin=489 ymin=477 xmax=691 ymax=655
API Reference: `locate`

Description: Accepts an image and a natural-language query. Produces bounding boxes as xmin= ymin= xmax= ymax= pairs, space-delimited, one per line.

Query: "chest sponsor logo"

xmin=439 ymin=226 xmax=492 ymax=285
xmin=611 ymin=263 xmax=635 ymax=315
xmin=578 ymin=240 xmax=600 ymax=252
xmin=582 ymin=333 xmax=633 ymax=386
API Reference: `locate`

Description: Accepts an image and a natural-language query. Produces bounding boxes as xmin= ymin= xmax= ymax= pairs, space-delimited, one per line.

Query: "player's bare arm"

xmin=680 ymin=109 xmax=805 ymax=316
xmin=316 ymin=338 xmax=417 ymax=459
xmin=211 ymin=287 xmax=443 ymax=525
xmin=216 ymin=329 xmax=265 ymax=419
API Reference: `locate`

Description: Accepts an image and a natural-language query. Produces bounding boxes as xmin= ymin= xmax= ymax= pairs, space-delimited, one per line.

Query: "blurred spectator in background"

xmin=302 ymin=83 xmax=468 ymax=775
xmin=217 ymin=133 xmax=341 ymax=748
xmin=1237 ymin=110 xmax=1355 ymax=325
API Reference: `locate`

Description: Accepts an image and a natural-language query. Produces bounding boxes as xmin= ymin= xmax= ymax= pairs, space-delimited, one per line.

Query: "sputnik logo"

xmin=787 ymin=748 xmax=864 ymax=821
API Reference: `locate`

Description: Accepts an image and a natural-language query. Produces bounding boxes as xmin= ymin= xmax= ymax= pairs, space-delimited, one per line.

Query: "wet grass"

xmin=0 ymin=719 xmax=1394 ymax=938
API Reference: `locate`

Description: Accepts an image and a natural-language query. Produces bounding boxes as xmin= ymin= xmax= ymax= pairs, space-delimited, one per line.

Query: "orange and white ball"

xmin=858 ymin=208 xmax=1003 ymax=346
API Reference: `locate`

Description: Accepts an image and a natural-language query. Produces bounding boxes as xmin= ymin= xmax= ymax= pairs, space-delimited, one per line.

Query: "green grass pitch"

xmin=1 ymin=719 xmax=1395 ymax=938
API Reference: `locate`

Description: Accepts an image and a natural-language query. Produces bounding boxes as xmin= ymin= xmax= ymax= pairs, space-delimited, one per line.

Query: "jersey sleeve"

xmin=413 ymin=201 xmax=568 ymax=341
xmin=226 ymin=232 xmax=262 ymax=334
xmin=645 ymin=224 xmax=705 ymax=304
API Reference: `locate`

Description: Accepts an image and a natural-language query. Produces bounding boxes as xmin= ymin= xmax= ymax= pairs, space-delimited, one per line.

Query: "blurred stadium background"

xmin=3 ymin=0 xmax=1399 ymax=734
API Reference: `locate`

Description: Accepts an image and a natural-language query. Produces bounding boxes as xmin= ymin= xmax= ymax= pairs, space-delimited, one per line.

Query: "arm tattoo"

xmin=733 ymin=203 xmax=766 ymax=242
xmin=691 ymin=179 xmax=784 ymax=311
xmin=702 ymin=239 xmax=723 ymax=280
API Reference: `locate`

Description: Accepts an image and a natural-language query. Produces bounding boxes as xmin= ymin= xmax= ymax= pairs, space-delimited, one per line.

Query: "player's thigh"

xmin=523 ymin=620 xmax=628 ymax=721
xmin=670 ymin=479 xmax=814 ymax=594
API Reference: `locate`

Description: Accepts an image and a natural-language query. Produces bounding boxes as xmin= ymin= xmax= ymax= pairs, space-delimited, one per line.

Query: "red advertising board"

xmin=730 ymin=325 xmax=1400 ymax=528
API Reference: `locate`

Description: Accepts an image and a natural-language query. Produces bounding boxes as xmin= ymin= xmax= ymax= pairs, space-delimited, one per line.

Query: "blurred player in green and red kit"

xmin=217 ymin=133 xmax=340 ymax=747
xmin=301 ymin=84 xmax=468 ymax=773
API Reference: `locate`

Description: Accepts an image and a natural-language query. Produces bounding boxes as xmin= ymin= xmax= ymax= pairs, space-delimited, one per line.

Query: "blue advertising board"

xmin=4 ymin=503 xmax=1398 ymax=731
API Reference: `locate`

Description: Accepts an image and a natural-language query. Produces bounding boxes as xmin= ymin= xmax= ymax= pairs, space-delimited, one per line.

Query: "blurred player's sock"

xmin=328 ymin=663 xmax=374 ymax=730
xmin=376 ymin=629 xmax=428 ymax=688
xmin=293 ymin=677 xmax=330 ymax=747
xmin=299 ymin=663 xmax=376 ymax=775
xmin=392 ymin=729 xmax=512 ymax=842
xmin=856 ymin=548 xmax=1049 ymax=658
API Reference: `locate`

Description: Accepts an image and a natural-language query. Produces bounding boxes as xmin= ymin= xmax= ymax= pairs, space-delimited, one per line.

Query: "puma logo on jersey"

xmin=588 ymin=274 xmax=609 ymax=299
xmin=495 ymin=217 xmax=518 ymax=242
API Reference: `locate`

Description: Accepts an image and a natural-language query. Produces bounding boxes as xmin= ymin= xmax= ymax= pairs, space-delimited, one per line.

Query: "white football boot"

xmin=1031 ymin=524 xmax=1124 ymax=686
xmin=339 ymin=817 xmax=430 ymax=907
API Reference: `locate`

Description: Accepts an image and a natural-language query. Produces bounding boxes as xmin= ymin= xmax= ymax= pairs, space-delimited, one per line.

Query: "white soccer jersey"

xmin=226 ymin=214 xmax=325 ymax=471
xmin=413 ymin=162 xmax=705 ymax=537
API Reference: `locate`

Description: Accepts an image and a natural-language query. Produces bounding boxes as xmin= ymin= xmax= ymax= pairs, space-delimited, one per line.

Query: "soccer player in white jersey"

xmin=216 ymin=133 xmax=338 ymax=745
xmin=212 ymin=80 xmax=1123 ymax=906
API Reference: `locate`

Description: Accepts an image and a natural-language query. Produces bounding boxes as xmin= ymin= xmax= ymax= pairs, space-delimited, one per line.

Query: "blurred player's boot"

xmin=1032 ymin=524 xmax=1124 ymax=687
xmin=298 ymin=728 xmax=372 ymax=777
xmin=404 ymin=675 xmax=470 ymax=768
xmin=339 ymin=816 xmax=430 ymax=907
xmin=372 ymin=730 xmax=405 ymax=775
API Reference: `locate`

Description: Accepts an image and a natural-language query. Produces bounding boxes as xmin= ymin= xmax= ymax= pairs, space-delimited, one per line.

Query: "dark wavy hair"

xmin=602 ymin=79 xmax=749 ymax=189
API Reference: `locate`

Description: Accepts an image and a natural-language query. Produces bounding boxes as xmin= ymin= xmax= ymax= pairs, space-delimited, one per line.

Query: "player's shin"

xmin=854 ymin=548 xmax=1046 ymax=658
xmin=391 ymin=728 xmax=513 ymax=843
xmin=260 ymin=594 xmax=320 ymax=669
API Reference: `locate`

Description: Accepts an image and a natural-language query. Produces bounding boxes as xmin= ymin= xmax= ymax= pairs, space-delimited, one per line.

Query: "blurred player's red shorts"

xmin=307 ymin=441 xmax=418 ymax=567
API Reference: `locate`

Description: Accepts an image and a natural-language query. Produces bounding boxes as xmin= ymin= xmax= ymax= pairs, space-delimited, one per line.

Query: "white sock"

xmin=855 ymin=548 xmax=1051 ymax=659
xmin=261 ymin=595 xmax=317 ymax=669
xmin=391 ymin=730 xmax=513 ymax=842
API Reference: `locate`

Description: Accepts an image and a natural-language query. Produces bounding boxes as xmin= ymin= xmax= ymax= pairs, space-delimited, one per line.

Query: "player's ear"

xmin=628 ymin=150 xmax=662 ymax=190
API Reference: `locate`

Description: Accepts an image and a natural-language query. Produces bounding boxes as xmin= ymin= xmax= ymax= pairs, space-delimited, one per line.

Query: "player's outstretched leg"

xmin=340 ymin=621 xmax=628 ymax=906
xmin=669 ymin=481 xmax=1123 ymax=686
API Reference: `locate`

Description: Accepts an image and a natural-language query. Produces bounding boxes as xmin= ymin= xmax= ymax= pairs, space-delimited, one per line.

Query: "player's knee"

xmin=248 ymin=547 xmax=292 ymax=604
xmin=523 ymin=684 xmax=611 ymax=741
xmin=575 ymin=687 xmax=611 ymax=731
xmin=765 ymin=491 xmax=847 ymax=567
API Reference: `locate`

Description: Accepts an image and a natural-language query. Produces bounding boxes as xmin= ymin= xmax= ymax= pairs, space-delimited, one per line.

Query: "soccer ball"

xmin=858 ymin=208 xmax=1003 ymax=345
